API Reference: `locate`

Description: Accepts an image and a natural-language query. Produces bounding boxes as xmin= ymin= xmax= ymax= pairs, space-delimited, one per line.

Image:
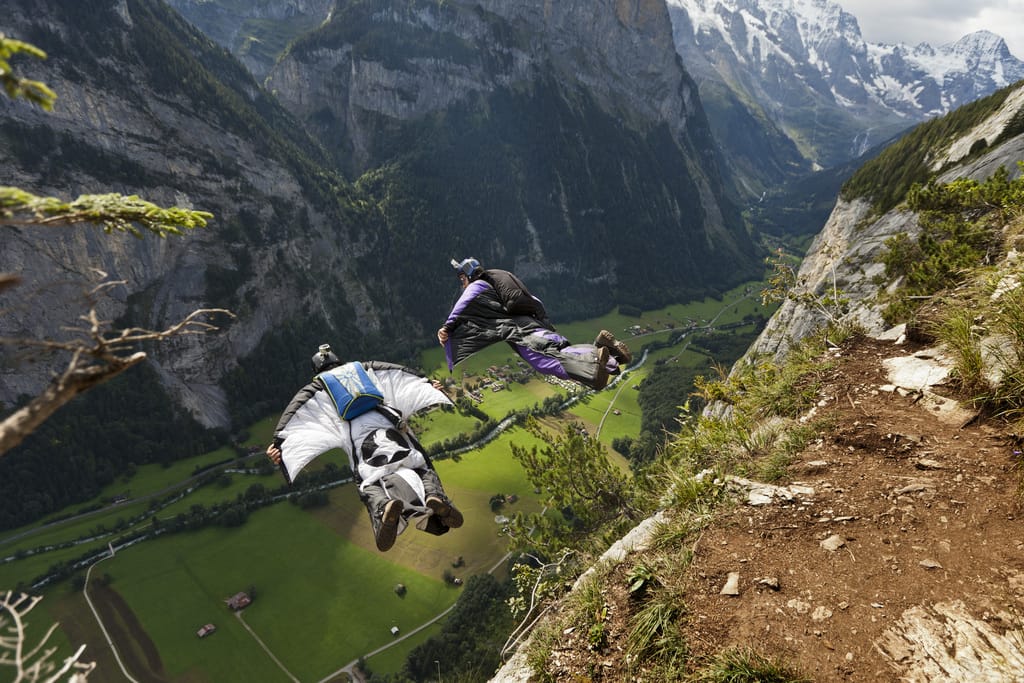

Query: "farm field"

xmin=3 ymin=282 xmax=770 ymax=681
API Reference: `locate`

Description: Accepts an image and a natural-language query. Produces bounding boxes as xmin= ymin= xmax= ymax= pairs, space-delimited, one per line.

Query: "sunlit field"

xmin=1 ymin=282 xmax=771 ymax=680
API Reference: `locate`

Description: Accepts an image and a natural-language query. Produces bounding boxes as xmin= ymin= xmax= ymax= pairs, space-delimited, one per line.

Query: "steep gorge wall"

xmin=1 ymin=0 xmax=763 ymax=434
xmin=265 ymin=0 xmax=760 ymax=313
xmin=745 ymin=92 xmax=1024 ymax=363
xmin=0 ymin=0 xmax=395 ymax=428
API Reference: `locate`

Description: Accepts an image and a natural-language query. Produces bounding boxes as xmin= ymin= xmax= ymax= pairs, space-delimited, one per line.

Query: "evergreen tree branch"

xmin=1 ymin=188 xmax=213 ymax=238
xmin=0 ymin=34 xmax=56 ymax=111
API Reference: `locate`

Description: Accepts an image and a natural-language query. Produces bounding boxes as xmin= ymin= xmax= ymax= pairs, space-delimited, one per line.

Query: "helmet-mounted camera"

xmin=311 ymin=343 xmax=341 ymax=373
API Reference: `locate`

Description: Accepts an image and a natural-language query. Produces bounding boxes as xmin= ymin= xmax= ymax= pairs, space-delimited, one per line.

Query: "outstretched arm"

xmin=437 ymin=280 xmax=490 ymax=345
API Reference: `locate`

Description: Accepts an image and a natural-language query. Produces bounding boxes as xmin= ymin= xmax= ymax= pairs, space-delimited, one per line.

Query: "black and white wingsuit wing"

xmin=275 ymin=362 xmax=450 ymax=483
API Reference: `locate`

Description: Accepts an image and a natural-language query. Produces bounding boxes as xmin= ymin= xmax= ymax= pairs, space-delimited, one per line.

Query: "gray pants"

xmin=359 ymin=466 xmax=451 ymax=537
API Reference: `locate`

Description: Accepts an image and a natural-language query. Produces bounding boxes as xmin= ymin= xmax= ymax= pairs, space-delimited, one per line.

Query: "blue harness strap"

xmin=319 ymin=362 xmax=384 ymax=419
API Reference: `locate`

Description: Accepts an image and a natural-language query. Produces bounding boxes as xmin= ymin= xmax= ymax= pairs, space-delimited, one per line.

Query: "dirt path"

xmin=543 ymin=334 xmax=1024 ymax=682
xmin=681 ymin=336 xmax=1024 ymax=680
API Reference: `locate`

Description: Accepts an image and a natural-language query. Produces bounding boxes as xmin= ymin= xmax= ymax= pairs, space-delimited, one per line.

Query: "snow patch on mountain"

xmin=668 ymin=0 xmax=1024 ymax=121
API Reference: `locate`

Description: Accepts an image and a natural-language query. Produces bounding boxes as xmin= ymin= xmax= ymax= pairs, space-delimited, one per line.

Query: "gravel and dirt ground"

xmin=542 ymin=334 xmax=1024 ymax=682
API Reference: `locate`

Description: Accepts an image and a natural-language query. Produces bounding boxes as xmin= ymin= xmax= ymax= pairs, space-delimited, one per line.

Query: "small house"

xmin=390 ymin=626 xmax=400 ymax=636
xmin=225 ymin=592 xmax=251 ymax=611
xmin=197 ymin=623 xmax=216 ymax=638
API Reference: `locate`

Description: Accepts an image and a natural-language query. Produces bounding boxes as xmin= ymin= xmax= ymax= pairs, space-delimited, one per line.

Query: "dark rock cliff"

xmin=0 ymin=0 xmax=761 ymax=433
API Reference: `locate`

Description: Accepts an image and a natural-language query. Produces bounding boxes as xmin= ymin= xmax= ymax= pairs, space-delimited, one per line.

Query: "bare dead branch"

xmin=1 ymin=590 xmax=95 ymax=681
xmin=0 ymin=305 xmax=234 ymax=457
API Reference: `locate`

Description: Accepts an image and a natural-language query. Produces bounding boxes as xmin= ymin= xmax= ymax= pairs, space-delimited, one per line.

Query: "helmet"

xmin=311 ymin=343 xmax=341 ymax=373
xmin=450 ymin=257 xmax=482 ymax=280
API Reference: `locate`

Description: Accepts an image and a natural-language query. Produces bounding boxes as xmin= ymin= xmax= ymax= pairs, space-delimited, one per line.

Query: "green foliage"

xmin=0 ymin=34 xmax=56 ymax=110
xmin=505 ymin=422 xmax=646 ymax=555
xmin=762 ymin=246 xmax=849 ymax=327
xmin=0 ymin=364 xmax=224 ymax=531
xmin=696 ymin=338 xmax=828 ymax=421
xmin=968 ymin=286 xmax=1024 ymax=428
xmin=936 ymin=309 xmax=989 ymax=397
xmin=0 ymin=187 xmax=212 ymax=237
xmin=880 ymin=166 xmax=1024 ymax=324
xmin=564 ymin=574 xmax=610 ymax=651
xmin=626 ymin=562 xmax=657 ymax=597
xmin=672 ymin=334 xmax=832 ymax=481
xmin=634 ymin=364 xmax=702 ymax=458
xmin=626 ymin=597 xmax=684 ymax=661
xmin=505 ymin=557 xmax=569 ymax=622
xmin=911 ymin=169 xmax=1021 ymax=213
xmin=586 ymin=604 xmax=609 ymax=650
xmin=400 ymin=574 xmax=513 ymax=682
xmin=842 ymin=82 xmax=1021 ymax=215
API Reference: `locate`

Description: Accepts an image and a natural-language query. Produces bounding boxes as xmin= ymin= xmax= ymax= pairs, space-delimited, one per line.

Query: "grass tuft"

xmin=692 ymin=647 xmax=812 ymax=682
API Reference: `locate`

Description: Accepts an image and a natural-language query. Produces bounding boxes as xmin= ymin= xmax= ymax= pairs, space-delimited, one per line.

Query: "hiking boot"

xmin=591 ymin=346 xmax=610 ymax=390
xmin=375 ymin=499 xmax=404 ymax=552
xmin=426 ymin=496 xmax=464 ymax=528
xmin=612 ymin=340 xmax=632 ymax=365
xmin=595 ymin=330 xmax=632 ymax=365
xmin=595 ymin=329 xmax=616 ymax=348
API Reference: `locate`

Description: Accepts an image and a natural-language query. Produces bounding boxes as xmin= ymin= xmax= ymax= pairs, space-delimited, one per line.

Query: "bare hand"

xmin=437 ymin=327 xmax=449 ymax=345
xmin=266 ymin=443 xmax=282 ymax=465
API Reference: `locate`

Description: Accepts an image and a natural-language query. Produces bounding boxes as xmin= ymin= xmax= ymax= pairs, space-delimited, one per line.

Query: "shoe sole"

xmin=595 ymin=329 xmax=616 ymax=347
xmin=596 ymin=330 xmax=632 ymax=365
xmin=376 ymin=500 xmax=403 ymax=551
xmin=613 ymin=341 xmax=632 ymax=365
xmin=426 ymin=497 xmax=464 ymax=528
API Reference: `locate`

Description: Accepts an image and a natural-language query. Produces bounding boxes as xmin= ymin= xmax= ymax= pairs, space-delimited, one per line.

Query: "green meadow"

xmin=2 ymin=282 xmax=770 ymax=681
xmin=104 ymin=503 xmax=456 ymax=681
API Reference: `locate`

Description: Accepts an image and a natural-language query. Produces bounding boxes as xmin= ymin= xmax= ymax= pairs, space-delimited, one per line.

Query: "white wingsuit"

xmin=273 ymin=360 xmax=457 ymax=545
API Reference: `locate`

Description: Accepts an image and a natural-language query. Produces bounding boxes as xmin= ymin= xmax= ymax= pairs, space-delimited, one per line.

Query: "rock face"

xmin=165 ymin=0 xmax=335 ymax=80
xmin=0 ymin=0 xmax=390 ymax=427
xmin=268 ymin=0 xmax=696 ymax=172
xmin=0 ymin=0 xmax=760 ymax=429
xmin=745 ymin=84 xmax=1024 ymax=363
xmin=261 ymin=0 xmax=762 ymax=311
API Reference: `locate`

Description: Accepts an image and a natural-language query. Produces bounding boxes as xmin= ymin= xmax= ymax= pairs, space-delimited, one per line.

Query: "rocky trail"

xmin=677 ymin=334 xmax=1024 ymax=681
xmin=530 ymin=334 xmax=1024 ymax=682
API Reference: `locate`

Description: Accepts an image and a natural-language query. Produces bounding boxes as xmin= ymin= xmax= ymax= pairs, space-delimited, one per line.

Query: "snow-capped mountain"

xmin=864 ymin=30 xmax=1024 ymax=117
xmin=667 ymin=0 xmax=1024 ymax=189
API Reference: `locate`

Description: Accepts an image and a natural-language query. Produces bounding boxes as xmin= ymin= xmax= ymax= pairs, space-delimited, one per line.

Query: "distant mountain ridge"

xmin=666 ymin=0 xmax=1024 ymax=195
xmin=0 ymin=0 xmax=760 ymax=432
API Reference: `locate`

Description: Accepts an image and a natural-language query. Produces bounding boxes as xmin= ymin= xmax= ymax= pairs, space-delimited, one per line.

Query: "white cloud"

xmin=838 ymin=0 xmax=1024 ymax=59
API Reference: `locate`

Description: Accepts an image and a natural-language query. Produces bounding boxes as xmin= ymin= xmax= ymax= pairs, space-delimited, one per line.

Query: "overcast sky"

xmin=838 ymin=0 xmax=1024 ymax=58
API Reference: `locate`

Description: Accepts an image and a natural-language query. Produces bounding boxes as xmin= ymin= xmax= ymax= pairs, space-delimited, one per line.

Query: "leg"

xmin=417 ymin=467 xmax=464 ymax=529
xmin=358 ymin=482 xmax=404 ymax=552
xmin=517 ymin=331 xmax=614 ymax=390
xmin=557 ymin=345 xmax=611 ymax=390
